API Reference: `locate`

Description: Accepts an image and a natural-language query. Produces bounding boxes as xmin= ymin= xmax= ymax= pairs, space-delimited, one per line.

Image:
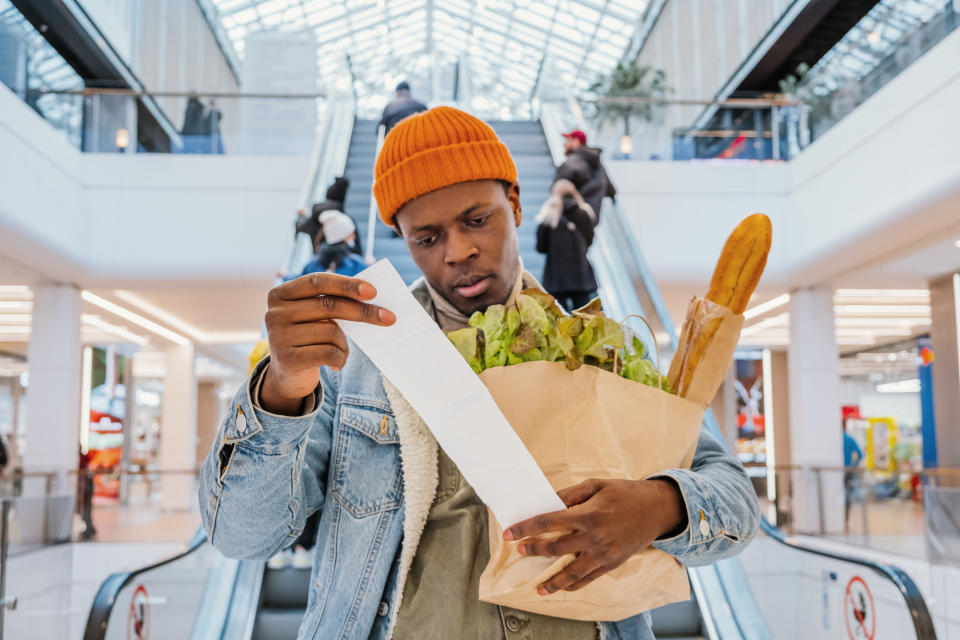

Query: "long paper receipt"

xmin=337 ymin=259 xmax=565 ymax=527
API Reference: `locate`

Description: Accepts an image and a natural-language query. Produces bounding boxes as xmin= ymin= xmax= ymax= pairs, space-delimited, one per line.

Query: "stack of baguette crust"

xmin=667 ymin=214 xmax=772 ymax=398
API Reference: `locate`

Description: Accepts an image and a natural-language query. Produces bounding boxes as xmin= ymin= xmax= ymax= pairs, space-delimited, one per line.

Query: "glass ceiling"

xmin=798 ymin=0 xmax=947 ymax=95
xmin=205 ymin=0 xmax=649 ymax=117
xmin=0 ymin=0 xmax=84 ymax=145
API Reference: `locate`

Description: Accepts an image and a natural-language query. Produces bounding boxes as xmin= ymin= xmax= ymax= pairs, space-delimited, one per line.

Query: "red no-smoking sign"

xmin=845 ymin=576 xmax=876 ymax=640
xmin=127 ymin=584 xmax=150 ymax=640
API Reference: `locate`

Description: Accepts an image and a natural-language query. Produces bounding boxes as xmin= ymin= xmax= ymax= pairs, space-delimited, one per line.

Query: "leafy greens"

xmin=446 ymin=289 xmax=673 ymax=392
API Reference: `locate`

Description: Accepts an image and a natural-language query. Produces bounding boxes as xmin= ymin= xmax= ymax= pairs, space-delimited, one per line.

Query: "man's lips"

xmin=453 ymin=276 xmax=491 ymax=298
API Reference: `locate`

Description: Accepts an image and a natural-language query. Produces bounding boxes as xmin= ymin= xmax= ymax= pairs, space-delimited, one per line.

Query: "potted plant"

xmin=587 ymin=62 xmax=668 ymax=158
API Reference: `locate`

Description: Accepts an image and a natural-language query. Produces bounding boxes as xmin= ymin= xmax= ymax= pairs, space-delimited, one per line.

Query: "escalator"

xmin=83 ymin=111 xmax=937 ymax=639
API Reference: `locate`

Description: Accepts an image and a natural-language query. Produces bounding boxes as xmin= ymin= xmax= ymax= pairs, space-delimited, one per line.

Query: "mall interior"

xmin=0 ymin=0 xmax=959 ymax=638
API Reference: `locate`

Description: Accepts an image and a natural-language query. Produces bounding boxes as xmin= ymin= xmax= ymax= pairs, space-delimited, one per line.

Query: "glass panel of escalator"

xmin=100 ymin=540 xmax=219 ymax=640
xmin=738 ymin=535 xmax=935 ymax=639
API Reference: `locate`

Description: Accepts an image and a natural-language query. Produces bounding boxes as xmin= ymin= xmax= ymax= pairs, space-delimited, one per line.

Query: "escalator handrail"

xmin=759 ymin=518 xmax=936 ymax=639
xmin=82 ymin=526 xmax=208 ymax=640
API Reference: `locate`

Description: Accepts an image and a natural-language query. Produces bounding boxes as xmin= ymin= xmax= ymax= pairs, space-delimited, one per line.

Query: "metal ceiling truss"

xmin=207 ymin=0 xmax=649 ymax=116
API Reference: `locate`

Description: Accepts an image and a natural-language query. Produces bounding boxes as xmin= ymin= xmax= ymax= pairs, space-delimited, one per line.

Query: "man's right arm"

xmin=198 ymin=359 xmax=336 ymax=560
xmin=198 ymin=272 xmax=395 ymax=560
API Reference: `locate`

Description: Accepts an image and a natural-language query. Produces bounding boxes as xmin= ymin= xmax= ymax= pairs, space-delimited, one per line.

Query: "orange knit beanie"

xmin=373 ymin=106 xmax=518 ymax=226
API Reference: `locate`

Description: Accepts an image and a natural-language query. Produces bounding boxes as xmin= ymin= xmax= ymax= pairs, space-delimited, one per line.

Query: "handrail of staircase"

xmin=282 ymin=82 xmax=356 ymax=280
xmin=365 ymin=124 xmax=386 ymax=263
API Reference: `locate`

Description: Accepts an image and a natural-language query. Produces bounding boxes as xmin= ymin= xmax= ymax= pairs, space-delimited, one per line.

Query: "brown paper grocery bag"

xmin=477 ymin=300 xmax=743 ymax=621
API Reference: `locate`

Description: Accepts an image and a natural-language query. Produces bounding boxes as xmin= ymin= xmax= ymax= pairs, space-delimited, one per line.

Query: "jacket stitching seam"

xmin=341 ymin=509 xmax=391 ymax=637
xmin=308 ymin=500 xmax=339 ymax=639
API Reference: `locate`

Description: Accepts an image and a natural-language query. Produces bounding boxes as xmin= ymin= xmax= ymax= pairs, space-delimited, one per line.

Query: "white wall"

xmin=0 ymin=82 xmax=308 ymax=288
xmin=610 ymin=26 xmax=960 ymax=323
xmin=606 ymin=161 xmax=790 ymax=322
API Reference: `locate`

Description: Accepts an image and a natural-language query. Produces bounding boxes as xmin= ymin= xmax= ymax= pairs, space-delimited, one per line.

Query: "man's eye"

xmin=467 ymin=214 xmax=492 ymax=227
xmin=415 ymin=234 xmax=438 ymax=247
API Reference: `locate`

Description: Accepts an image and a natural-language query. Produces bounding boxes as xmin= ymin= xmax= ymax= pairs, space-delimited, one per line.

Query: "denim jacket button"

xmin=699 ymin=517 xmax=710 ymax=537
xmin=236 ymin=410 xmax=247 ymax=434
xmin=505 ymin=615 xmax=522 ymax=632
xmin=377 ymin=602 xmax=389 ymax=617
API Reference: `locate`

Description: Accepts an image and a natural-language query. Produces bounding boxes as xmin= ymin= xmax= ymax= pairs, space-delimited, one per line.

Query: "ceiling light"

xmin=876 ymin=378 xmax=920 ymax=393
xmin=833 ymin=317 xmax=929 ymax=327
xmin=744 ymin=293 xmax=791 ymax=320
xmin=740 ymin=313 xmax=789 ymax=336
xmin=0 ymin=314 xmax=32 ymax=324
xmin=0 ymin=301 xmax=32 ymax=311
xmin=954 ymin=238 xmax=960 ymax=248
xmin=834 ymin=304 xmax=931 ymax=316
xmin=81 ymin=314 xmax=149 ymax=346
xmin=836 ymin=327 xmax=911 ymax=337
xmin=113 ymin=290 xmax=259 ymax=344
xmin=0 ymin=326 xmax=30 ymax=335
xmin=81 ymin=291 xmax=189 ymax=346
xmin=835 ymin=289 xmax=929 ymax=298
xmin=0 ymin=285 xmax=31 ymax=299
xmin=867 ymin=30 xmax=882 ymax=45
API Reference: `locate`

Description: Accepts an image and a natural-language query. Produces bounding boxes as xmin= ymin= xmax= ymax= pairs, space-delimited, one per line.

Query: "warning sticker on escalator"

xmin=128 ymin=583 xmax=150 ymax=640
xmin=844 ymin=576 xmax=875 ymax=640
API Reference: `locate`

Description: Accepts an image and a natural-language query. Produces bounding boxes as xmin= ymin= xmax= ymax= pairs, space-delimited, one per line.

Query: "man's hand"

xmin=261 ymin=272 xmax=396 ymax=415
xmin=503 ymin=478 xmax=687 ymax=595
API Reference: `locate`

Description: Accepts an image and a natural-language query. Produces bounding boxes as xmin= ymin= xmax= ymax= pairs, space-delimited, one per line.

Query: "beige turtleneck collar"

xmin=425 ymin=260 xmax=537 ymax=332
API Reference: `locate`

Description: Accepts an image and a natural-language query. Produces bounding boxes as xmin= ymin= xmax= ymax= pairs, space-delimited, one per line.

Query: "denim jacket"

xmin=198 ymin=284 xmax=760 ymax=640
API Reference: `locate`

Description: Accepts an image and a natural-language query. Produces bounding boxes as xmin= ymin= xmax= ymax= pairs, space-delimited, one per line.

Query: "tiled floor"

xmin=86 ymin=500 xmax=200 ymax=543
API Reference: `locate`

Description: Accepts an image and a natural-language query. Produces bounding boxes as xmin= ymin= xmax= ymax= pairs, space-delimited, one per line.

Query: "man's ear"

xmin=508 ymin=183 xmax=522 ymax=227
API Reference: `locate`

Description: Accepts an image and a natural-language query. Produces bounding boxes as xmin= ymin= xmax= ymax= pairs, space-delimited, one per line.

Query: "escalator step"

xmin=252 ymin=608 xmax=305 ymax=640
xmin=261 ymin=567 xmax=312 ymax=608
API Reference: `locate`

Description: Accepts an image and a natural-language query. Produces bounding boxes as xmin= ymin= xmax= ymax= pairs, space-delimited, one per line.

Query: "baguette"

xmin=670 ymin=214 xmax=772 ymax=396
xmin=706 ymin=213 xmax=772 ymax=313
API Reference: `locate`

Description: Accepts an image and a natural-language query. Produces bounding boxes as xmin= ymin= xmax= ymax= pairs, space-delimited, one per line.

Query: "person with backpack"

xmin=299 ymin=211 xmax=367 ymax=278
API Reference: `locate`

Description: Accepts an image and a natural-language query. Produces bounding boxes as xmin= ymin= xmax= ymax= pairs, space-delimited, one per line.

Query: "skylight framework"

xmin=0 ymin=0 xmax=85 ymax=145
xmin=206 ymin=0 xmax=649 ymax=117
xmin=799 ymin=0 xmax=946 ymax=96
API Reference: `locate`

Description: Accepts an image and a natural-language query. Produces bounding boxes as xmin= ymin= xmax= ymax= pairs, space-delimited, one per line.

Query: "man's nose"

xmin=444 ymin=231 xmax=479 ymax=264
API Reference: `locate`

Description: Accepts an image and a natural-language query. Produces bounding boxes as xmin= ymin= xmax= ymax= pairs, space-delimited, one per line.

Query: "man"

xmin=199 ymin=106 xmax=759 ymax=639
xmin=843 ymin=429 xmax=864 ymax=529
xmin=379 ymin=81 xmax=427 ymax=134
xmin=555 ymin=129 xmax=617 ymax=219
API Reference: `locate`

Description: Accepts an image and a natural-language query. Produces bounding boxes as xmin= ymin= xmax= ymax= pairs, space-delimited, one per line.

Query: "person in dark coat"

xmin=295 ymin=176 xmax=362 ymax=256
xmin=535 ymin=179 xmax=599 ymax=312
xmin=554 ymin=129 xmax=616 ymax=220
xmin=379 ymin=81 xmax=428 ymax=134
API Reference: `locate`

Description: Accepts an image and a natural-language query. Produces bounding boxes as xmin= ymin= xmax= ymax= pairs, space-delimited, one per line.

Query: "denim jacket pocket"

xmin=331 ymin=400 xmax=403 ymax=518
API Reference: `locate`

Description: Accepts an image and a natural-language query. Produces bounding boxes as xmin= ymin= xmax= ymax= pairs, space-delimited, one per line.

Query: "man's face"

xmin=395 ymin=180 xmax=522 ymax=315
xmin=563 ymin=136 xmax=581 ymax=154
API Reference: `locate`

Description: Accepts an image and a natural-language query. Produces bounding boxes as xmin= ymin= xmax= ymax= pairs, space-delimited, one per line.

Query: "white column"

xmin=160 ymin=344 xmax=197 ymax=510
xmin=930 ymin=273 xmax=960 ymax=469
xmin=788 ymin=286 xmax=845 ymax=534
xmin=24 ymin=284 xmax=83 ymax=494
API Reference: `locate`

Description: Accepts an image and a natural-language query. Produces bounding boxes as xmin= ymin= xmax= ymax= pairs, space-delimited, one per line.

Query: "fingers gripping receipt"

xmin=336 ymin=259 xmax=566 ymax=527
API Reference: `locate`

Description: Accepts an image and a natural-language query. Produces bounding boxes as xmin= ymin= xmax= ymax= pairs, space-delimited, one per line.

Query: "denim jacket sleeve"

xmin=649 ymin=425 xmax=760 ymax=566
xmin=198 ymin=357 xmax=337 ymax=560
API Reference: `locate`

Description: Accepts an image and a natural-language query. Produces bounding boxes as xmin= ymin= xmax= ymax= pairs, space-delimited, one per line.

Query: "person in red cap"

xmin=199 ymin=106 xmax=759 ymax=640
xmin=557 ymin=129 xmax=617 ymax=220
